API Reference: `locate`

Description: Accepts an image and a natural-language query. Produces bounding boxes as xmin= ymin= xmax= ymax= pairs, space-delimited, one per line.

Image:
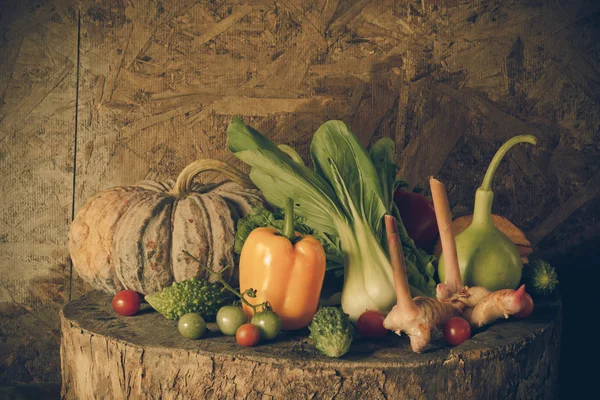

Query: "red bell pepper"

xmin=393 ymin=189 xmax=439 ymax=252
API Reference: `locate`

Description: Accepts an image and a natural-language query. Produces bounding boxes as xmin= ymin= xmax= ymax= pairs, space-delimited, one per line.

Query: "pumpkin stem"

xmin=173 ymin=159 xmax=254 ymax=196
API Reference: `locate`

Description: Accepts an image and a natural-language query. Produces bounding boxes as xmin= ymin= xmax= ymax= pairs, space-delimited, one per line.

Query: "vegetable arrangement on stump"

xmin=63 ymin=116 xmax=561 ymax=398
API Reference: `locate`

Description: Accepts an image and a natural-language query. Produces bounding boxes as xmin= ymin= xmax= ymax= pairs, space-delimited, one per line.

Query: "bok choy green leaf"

xmin=227 ymin=117 xmax=436 ymax=321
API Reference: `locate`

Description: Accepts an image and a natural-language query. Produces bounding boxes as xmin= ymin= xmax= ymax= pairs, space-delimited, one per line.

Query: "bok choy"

xmin=227 ymin=117 xmax=436 ymax=321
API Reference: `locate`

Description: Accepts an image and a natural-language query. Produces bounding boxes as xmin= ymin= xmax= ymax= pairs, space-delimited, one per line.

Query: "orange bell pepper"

xmin=239 ymin=199 xmax=326 ymax=330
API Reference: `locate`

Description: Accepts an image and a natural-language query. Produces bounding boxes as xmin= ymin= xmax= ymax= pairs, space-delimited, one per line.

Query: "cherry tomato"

xmin=393 ymin=190 xmax=438 ymax=251
xmin=236 ymin=323 xmax=261 ymax=347
xmin=112 ymin=290 xmax=141 ymax=316
xmin=216 ymin=306 xmax=247 ymax=336
xmin=178 ymin=313 xmax=206 ymax=339
xmin=357 ymin=310 xmax=387 ymax=338
xmin=443 ymin=317 xmax=471 ymax=346
xmin=513 ymin=293 xmax=534 ymax=318
xmin=251 ymin=311 xmax=281 ymax=340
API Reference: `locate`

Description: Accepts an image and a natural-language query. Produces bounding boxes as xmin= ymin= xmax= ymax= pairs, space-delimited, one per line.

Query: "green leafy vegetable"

xmin=228 ymin=117 xmax=342 ymax=236
xmin=308 ymin=307 xmax=354 ymax=358
xmin=311 ymin=121 xmax=388 ymax=236
xmin=227 ymin=117 xmax=437 ymax=321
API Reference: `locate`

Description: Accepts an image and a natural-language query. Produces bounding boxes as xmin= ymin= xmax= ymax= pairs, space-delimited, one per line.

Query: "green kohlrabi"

xmin=227 ymin=117 xmax=436 ymax=321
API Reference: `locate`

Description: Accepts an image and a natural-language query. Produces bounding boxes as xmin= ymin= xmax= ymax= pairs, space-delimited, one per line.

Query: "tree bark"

xmin=61 ymin=292 xmax=561 ymax=399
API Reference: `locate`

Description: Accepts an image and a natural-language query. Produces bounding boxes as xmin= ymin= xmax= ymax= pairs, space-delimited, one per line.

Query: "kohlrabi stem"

xmin=182 ymin=250 xmax=270 ymax=313
xmin=473 ymin=135 xmax=537 ymax=226
xmin=282 ymin=197 xmax=295 ymax=240
xmin=480 ymin=135 xmax=537 ymax=191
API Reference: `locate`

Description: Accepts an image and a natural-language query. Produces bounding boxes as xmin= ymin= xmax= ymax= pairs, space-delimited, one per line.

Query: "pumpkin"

xmin=69 ymin=159 xmax=265 ymax=295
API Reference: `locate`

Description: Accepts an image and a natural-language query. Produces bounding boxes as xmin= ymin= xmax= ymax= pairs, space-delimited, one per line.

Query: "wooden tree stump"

xmin=61 ymin=292 xmax=561 ymax=399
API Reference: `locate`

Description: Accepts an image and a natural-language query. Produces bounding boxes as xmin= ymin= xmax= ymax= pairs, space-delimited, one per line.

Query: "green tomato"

xmin=251 ymin=310 xmax=281 ymax=340
xmin=178 ymin=313 xmax=206 ymax=340
xmin=216 ymin=306 xmax=247 ymax=336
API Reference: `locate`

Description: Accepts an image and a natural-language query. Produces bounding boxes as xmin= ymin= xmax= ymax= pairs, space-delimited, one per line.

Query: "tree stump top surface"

xmin=62 ymin=291 xmax=561 ymax=368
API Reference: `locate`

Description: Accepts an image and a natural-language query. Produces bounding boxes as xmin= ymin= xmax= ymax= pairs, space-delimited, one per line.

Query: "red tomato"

xmin=112 ymin=290 xmax=141 ymax=316
xmin=443 ymin=317 xmax=471 ymax=346
xmin=357 ymin=310 xmax=388 ymax=338
xmin=393 ymin=190 xmax=438 ymax=251
xmin=236 ymin=323 xmax=261 ymax=347
xmin=513 ymin=293 xmax=534 ymax=318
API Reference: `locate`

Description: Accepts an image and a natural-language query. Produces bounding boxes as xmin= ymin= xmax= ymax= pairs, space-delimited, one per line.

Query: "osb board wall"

xmin=1 ymin=0 xmax=599 ymax=386
xmin=0 ymin=0 xmax=78 ymax=384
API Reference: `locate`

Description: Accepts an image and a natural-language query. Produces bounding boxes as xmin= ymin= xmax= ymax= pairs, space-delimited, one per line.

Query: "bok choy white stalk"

xmin=227 ymin=117 xmax=436 ymax=321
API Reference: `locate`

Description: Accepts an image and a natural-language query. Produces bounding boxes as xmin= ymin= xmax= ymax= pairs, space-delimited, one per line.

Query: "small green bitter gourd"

xmin=145 ymin=278 xmax=235 ymax=320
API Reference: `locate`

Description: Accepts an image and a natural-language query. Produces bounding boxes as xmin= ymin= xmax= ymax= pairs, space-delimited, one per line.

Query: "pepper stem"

xmin=282 ymin=198 xmax=295 ymax=240
xmin=480 ymin=135 xmax=537 ymax=191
